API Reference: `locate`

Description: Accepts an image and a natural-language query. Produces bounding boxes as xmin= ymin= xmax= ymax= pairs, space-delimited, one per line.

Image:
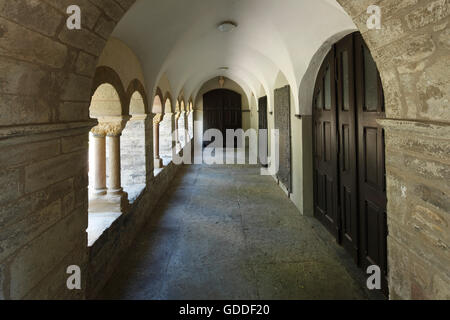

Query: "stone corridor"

xmin=99 ymin=163 xmax=380 ymax=300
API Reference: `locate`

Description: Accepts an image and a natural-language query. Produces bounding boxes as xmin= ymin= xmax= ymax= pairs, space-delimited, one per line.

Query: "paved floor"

xmin=99 ymin=164 xmax=379 ymax=300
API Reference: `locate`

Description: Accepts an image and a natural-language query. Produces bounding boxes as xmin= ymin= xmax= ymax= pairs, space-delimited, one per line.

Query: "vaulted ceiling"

xmin=112 ymin=0 xmax=356 ymax=112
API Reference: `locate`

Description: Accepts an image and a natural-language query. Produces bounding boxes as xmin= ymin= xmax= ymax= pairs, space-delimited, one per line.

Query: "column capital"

xmin=95 ymin=116 xmax=131 ymax=137
xmin=91 ymin=125 xmax=107 ymax=138
xmin=153 ymin=113 xmax=163 ymax=125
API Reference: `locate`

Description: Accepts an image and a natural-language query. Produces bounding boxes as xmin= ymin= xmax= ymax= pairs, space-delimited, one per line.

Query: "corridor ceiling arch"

xmin=112 ymin=0 xmax=356 ymax=114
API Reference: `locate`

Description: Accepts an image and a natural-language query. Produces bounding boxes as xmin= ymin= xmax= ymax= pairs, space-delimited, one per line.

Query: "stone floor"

xmin=98 ymin=163 xmax=382 ymax=300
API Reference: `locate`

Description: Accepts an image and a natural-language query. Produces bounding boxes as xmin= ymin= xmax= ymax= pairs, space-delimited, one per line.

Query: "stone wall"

xmin=0 ymin=0 xmax=136 ymax=299
xmin=337 ymin=0 xmax=450 ymax=299
xmin=0 ymin=124 xmax=91 ymax=299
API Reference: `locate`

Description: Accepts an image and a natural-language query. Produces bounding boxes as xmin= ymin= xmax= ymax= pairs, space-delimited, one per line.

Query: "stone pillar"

xmin=90 ymin=127 xmax=107 ymax=196
xmin=108 ymin=134 xmax=122 ymax=195
xmin=185 ymin=111 xmax=190 ymax=144
xmin=174 ymin=112 xmax=182 ymax=154
xmin=144 ymin=115 xmax=155 ymax=182
xmin=96 ymin=117 xmax=129 ymax=196
xmin=153 ymin=113 xmax=163 ymax=168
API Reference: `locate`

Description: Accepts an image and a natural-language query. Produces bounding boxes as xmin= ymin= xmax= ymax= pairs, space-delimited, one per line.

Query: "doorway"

xmin=312 ymin=32 xmax=388 ymax=294
xmin=203 ymin=89 xmax=242 ymax=148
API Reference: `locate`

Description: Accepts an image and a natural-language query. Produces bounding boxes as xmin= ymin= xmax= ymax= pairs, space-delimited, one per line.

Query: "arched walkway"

xmin=0 ymin=0 xmax=448 ymax=301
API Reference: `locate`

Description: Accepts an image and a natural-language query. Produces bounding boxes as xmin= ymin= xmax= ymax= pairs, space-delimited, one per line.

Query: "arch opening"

xmin=121 ymin=90 xmax=147 ymax=198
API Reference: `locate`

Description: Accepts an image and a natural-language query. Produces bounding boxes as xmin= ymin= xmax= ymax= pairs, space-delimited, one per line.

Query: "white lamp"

xmin=217 ymin=21 xmax=237 ymax=32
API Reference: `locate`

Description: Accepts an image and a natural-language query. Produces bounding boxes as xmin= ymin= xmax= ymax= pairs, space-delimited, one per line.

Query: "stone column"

xmin=97 ymin=117 xmax=129 ymax=196
xmin=184 ymin=111 xmax=189 ymax=144
xmin=174 ymin=112 xmax=182 ymax=154
xmin=90 ymin=126 xmax=107 ymax=196
xmin=153 ymin=113 xmax=163 ymax=169
xmin=108 ymin=134 xmax=122 ymax=195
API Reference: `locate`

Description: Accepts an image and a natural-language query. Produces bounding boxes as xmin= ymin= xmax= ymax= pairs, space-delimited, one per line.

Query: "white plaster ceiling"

xmin=112 ymin=0 xmax=356 ymax=114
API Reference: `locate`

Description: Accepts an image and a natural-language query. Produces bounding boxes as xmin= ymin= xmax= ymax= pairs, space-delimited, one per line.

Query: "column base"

xmin=154 ymin=158 xmax=163 ymax=169
xmin=93 ymin=188 xmax=107 ymax=196
xmin=108 ymin=188 xmax=123 ymax=196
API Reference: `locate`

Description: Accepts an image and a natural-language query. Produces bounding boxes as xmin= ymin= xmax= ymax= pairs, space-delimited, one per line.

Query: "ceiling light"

xmin=217 ymin=21 xmax=237 ymax=32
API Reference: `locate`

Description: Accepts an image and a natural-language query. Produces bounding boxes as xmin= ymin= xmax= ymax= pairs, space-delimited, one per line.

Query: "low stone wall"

xmin=86 ymin=159 xmax=181 ymax=299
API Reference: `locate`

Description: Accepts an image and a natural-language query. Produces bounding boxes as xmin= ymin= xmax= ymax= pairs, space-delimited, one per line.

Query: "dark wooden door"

xmin=313 ymin=50 xmax=340 ymax=239
xmin=203 ymin=89 xmax=242 ymax=147
xmin=312 ymin=32 xmax=388 ymax=295
xmin=355 ymin=33 xmax=388 ymax=294
xmin=336 ymin=34 xmax=359 ymax=262
xmin=258 ymin=96 xmax=268 ymax=166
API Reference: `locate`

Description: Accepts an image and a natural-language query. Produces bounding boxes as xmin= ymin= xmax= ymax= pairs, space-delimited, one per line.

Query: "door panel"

xmin=355 ymin=33 xmax=388 ymax=295
xmin=336 ymin=34 xmax=359 ymax=261
xmin=313 ymin=50 xmax=339 ymax=239
xmin=258 ymin=96 xmax=268 ymax=166
xmin=203 ymin=89 xmax=242 ymax=148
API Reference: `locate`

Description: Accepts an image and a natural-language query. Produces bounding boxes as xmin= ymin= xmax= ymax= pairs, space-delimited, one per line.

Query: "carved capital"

xmin=93 ymin=116 xmax=130 ymax=137
xmin=104 ymin=122 xmax=126 ymax=137
xmin=91 ymin=125 xmax=107 ymax=138
xmin=153 ymin=113 xmax=163 ymax=125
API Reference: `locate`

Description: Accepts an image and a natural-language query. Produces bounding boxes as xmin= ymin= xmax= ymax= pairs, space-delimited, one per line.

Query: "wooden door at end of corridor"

xmin=312 ymin=32 xmax=388 ymax=295
xmin=203 ymin=89 xmax=242 ymax=148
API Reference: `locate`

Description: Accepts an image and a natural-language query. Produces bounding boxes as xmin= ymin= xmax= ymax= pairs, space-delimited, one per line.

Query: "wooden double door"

xmin=203 ymin=89 xmax=242 ymax=148
xmin=313 ymin=32 xmax=388 ymax=294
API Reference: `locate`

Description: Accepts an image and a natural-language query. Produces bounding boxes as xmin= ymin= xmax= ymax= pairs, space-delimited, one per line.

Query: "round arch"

xmin=298 ymin=29 xmax=356 ymax=116
xmin=164 ymin=93 xmax=174 ymax=113
xmin=91 ymin=66 xmax=128 ymax=116
xmin=152 ymin=87 xmax=165 ymax=114
xmin=126 ymin=79 xmax=149 ymax=115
